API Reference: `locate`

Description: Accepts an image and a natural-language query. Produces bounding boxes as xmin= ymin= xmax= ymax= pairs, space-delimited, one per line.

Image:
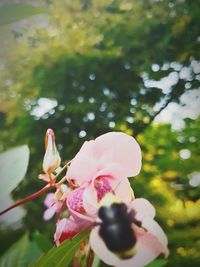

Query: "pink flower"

xmin=53 ymin=132 xmax=140 ymax=245
xmin=51 ymin=131 xmax=168 ymax=267
xmin=43 ymin=185 xmax=68 ymax=221
xmin=65 ymin=177 xmax=134 ymax=225
xmin=65 ymin=132 xmax=141 ymax=222
xmin=45 ymin=130 xmax=168 ymax=267
xmin=54 ymin=180 xmax=135 ymax=245
xmin=90 ymin=197 xmax=169 ymax=267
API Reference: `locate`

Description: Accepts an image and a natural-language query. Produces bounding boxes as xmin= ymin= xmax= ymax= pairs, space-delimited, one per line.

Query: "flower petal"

xmin=67 ymin=188 xmax=95 ymax=225
xmin=92 ymin=163 xmax=130 ymax=182
xmin=44 ymin=193 xmax=55 ymax=208
xmin=43 ymin=204 xmax=58 ymax=221
xmin=83 ymin=177 xmax=133 ymax=216
xmin=66 ymin=141 xmax=97 ymax=185
xmin=142 ymin=217 xmax=169 ymax=257
xmin=95 ymin=132 xmax=142 ymax=177
xmin=131 ymin=198 xmax=156 ymax=221
xmin=109 ymin=178 xmax=134 ymax=204
xmin=82 ymin=184 xmax=98 ymax=217
xmin=66 ymin=132 xmax=142 ymax=185
xmin=54 ymin=217 xmax=82 ymax=245
xmin=90 ymin=226 xmax=166 ymax=267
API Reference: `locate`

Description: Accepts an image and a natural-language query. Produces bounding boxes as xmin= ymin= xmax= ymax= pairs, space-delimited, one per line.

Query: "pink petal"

xmin=54 ymin=217 xmax=82 ymax=246
xmin=67 ymin=188 xmax=95 ymax=225
xmin=130 ymin=198 xmax=156 ymax=221
xmin=67 ymin=187 xmax=85 ymax=214
xmin=109 ymin=178 xmax=134 ymax=204
xmin=95 ymin=132 xmax=142 ymax=177
xmin=66 ymin=141 xmax=98 ymax=185
xmin=43 ymin=204 xmax=58 ymax=220
xmin=92 ymin=163 xmax=130 ymax=182
xmin=90 ymin=226 xmax=166 ymax=267
xmin=44 ymin=193 xmax=55 ymax=208
xmin=66 ymin=132 xmax=142 ymax=186
xmin=83 ymin=178 xmax=133 ymax=216
xmin=38 ymin=173 xmax=51 ymax=183
xmin=82 ymin=185 xmax=98 ymax=217
xmin=68 ymin=205 xmax=94 ymax=226
xmin=43 ymin=201 xmax=64 ymax=221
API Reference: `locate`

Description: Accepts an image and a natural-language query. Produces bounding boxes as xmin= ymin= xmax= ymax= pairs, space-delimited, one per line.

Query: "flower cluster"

xmin=41 ymin=129 xmax=169 ymax=267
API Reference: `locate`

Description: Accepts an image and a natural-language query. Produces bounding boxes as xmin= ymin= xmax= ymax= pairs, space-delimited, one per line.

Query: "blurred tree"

xmin=133 ymin=118 xmax=200 ymax=267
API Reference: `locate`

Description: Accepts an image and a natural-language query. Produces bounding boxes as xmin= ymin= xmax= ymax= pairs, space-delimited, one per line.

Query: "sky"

xmin=155 ymin=88 xmax=200 ymax=130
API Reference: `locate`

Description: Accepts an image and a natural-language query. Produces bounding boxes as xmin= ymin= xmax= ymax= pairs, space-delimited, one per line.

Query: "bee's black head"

xmin=98 ymin=203 xmax=131 ymax=223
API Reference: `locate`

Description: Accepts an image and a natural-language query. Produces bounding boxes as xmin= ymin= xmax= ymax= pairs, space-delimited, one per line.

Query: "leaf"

xmin=92 ymin=254 xmax=100 ymax=267
xmin=33 ymin=231 xmax=53 ymax=253
xmin=0 ymin=145 xmax=29 ymax=198
xmin=0 ymin=233 xmax=42 ymax=267
xmin=31 ymin=230 xmax=89 ymax=267
xmin=0 ymin=4 xmax=48 ymax=26
xmin=145 ymin=259 xmax=167 ymax=267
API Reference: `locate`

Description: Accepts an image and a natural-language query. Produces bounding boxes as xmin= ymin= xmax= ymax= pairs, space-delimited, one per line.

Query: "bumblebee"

xmin=97 ymin=193 xmax=140 ymax=259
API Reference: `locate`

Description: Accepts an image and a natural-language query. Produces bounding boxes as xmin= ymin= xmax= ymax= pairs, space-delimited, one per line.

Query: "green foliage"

xmin=92 ymin=255 xmax=100 ymax=267
xmin=33 ymin=231 xmax=53 ymax=253
xmin=0 ymin=145 xmax=29 ymax=198
xmin=146 ymin=259 xmax=167 ymax=267
xmin=0 ymin=233 xmax=42 ymax=267
xmin=131 ymin=120 xmax=200 ymax=267
xmin=0 ymin=4 xmax=48 ymax=26
xmin=31 ymin=230 xmax=89 ymax=267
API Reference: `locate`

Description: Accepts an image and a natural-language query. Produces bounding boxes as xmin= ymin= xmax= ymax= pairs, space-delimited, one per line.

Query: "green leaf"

xmin=0 ymin=145 xmax=29 ymax=198
xmin=0 ymin=233 xmax=42 ymax=267
xmin=33 ymin=231 xmax=53 ymax=253
xmin=145 ymin=259 xmax=167 ymax=267
xmin=92 ymin=254 xmax=100 ymax=267
xmin=0 ymin=4 xmax=48 ymax=26
xmin=31 ymin=230 xmax=89 ymax=267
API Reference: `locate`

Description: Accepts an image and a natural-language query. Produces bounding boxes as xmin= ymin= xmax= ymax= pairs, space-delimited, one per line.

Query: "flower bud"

xmin=43 ymin=128 xmax=61 ymax=174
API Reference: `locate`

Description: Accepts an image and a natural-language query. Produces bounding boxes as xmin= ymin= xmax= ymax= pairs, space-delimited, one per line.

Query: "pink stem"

xmin=0 ymin=184 xmax=53 ymax=216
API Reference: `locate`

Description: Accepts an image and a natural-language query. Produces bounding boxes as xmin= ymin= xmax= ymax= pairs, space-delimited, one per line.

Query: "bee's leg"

xmin=93 ymin=221 xmax=101 ymax=227
xmin=128 ymin=209 xmax=142 ymax=227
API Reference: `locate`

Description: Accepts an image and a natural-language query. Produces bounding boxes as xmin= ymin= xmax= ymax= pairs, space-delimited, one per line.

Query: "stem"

xmin=54 ymin=163 xmax=69 ymax=180
xmin=0 ymin=162 xmax=70 ymax=217
xmin=0 ymin=184 xmax=53 ymax=216
xmin=91 ymin=254 xmax=100 ymax=267
xmin=87 ymin=249 xmax=94 ymax=267
xmin=57 ymin=176 xmax=67 ymax=186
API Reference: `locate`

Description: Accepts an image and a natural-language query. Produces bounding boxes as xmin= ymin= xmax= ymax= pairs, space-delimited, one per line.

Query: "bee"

xmin=97 ymin=193 xmax=141 ymax=259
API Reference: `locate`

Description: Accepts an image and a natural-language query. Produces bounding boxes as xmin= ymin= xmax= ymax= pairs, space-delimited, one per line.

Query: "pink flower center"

xmin=94 ymin=177 xmax=113 ymax=201
xmin=67 ymin=187 xmax=85 ymax=214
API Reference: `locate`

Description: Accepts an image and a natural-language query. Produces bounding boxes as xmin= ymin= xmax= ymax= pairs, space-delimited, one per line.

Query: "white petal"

xmin=90 ymin=226 xmax=167 ymax=267
xmin=90 ymin=227 xmax=163 ymax=267
xmin=131 ymin=198 xmax=156 ymax=221
xmin=105 ymin=178 xmax=134 ymax=204
xmin=142 ymin=217 xmax=169 ymax=257
xmin=82 ymin=185 xmax=98 ymax=216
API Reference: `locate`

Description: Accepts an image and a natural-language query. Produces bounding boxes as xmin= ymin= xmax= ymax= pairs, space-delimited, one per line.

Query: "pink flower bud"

xmin=43 ymin=128 xmax=61 ymax=174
